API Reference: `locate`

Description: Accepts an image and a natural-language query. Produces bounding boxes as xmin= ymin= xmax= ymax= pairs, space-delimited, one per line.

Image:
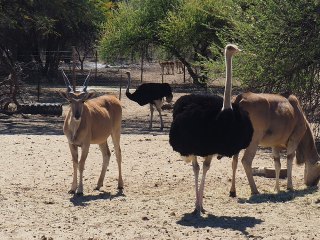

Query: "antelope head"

xmin=304 ymin=161 xmax=320 ymax=187
xmin=59 ymin=70 xmax=95 ymax=121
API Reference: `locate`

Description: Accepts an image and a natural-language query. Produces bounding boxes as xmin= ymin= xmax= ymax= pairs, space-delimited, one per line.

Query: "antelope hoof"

xmin=229 ymin=191 xmax=237 ymax=198
xmin=68 ymin=190 xmax=76 ymax=194
xmin=76 ymin=191 xmax=83 ymax=196
xmin=94 ymin=186 xmax=101 ymax=191
xmin=251 ymin=190 xmax=260 ymax=195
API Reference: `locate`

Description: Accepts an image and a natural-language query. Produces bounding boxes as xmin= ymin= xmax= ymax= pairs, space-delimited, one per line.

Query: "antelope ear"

xmin=317 ymin=161 xmax=320 ymax=171
xmin=84 ymin=92 xmax=96 ymax=101
xmin=59 ymin=91 xmax=69 ymax=100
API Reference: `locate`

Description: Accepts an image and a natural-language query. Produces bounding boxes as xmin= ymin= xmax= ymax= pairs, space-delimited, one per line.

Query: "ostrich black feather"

xmin=126 ymin=83 xmax=173 ymax=106
xmin=169 ymin=94 xmax=253 ymax=157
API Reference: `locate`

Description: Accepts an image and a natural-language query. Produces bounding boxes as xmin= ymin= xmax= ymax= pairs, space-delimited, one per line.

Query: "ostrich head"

xmin=166 ymin=92 xmax=173 ymax=103
xmin=59 ymin=70 xmax=95 ymax=121
xmin=125 ymin=71 xmax=131 ymax=79
xmin=225 ymin=44 xmax=241 ymax=56
xmin=125 ymin=71 xmax=131 ymax=92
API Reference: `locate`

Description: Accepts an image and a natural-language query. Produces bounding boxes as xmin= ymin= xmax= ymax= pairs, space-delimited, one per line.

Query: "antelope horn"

xmin=61 ymin=70 xmax=73 ymax=93
xmin=82 ymin=70 xmax=92 ymax=92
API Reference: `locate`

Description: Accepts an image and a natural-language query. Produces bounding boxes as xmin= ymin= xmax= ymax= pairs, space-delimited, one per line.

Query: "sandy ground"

xmin=0 ymin=67 xmax=319 ymax=240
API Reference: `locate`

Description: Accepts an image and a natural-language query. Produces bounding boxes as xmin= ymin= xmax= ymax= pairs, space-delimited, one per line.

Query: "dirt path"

xmin=0 ymin=80 xmax=319 ymax=239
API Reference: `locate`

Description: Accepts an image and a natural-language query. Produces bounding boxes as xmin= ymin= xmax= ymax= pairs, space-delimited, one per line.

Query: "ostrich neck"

xmin=126 ymin=75 xmax=131 ymax=94
xmin=222 ymin=54 xmax=233 ymax=110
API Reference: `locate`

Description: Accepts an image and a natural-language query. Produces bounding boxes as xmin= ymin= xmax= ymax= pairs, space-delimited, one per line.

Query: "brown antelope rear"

xmin=59 ymin=70 xmax=123 ymax=195
xmin=230 ymin=92 xmax=320 ymax=197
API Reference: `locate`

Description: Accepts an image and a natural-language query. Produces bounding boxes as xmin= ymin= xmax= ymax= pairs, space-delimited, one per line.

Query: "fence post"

xmin=95 ymin=50 xmax=98 ymax=81
xmin=140 ymin=47 xmax=144 ymax=82
xmin=72 ymin=46 xmax=77 ymax=91
xmin=119 ymin=74 xmax=122 ymax=100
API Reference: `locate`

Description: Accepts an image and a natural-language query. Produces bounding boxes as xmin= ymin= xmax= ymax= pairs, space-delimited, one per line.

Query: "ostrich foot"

xmin=76 ymin=191 xmax=83 ymax=196
xmin=192 ymin=206 xmax=206 ymax=215
xmin=229 ymin=191 xmax=237 ymax=198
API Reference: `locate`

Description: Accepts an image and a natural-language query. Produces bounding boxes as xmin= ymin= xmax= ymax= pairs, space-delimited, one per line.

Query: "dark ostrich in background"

xmin=169 ymin=44 xmax=253 ymax=214
xmin=125 ymin=72 xmax=173 ymax=130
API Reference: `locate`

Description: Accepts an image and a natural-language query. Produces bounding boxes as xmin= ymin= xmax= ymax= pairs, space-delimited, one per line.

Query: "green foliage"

xmin=232 ymin=1 xmax=320 ymax=92
xmin=99 ymin=0 xmax=233 ymax=84
xmin=0 ymin=0 xmax=108 ymax=75
xmin=159 ymin=0 xmax=234 ymax=59
xmin=99 ymin=0 xmax=177 ymax=61
xmin=219 ymin=0 xmax=320 ymax=124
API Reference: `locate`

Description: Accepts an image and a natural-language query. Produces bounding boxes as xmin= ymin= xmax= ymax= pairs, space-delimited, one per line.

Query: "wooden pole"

xmin=119 ymin=74 xmax=122 ymax=100
xmin=140 ymin=47 xmax=144 ymax=82
xmin=183 ymin=65 xmax=186 ymax=83
xmin=95 ymin=50 xmax=98 ymax=81
xmin=72 ymin=46 xmax=77 ymax=91
xmin=37 ymin=77 xmax=40 ymax=102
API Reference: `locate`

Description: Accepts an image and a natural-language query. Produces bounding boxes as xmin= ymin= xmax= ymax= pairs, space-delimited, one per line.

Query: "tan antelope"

xmin=159 ymin=61 xmax=175 ymax=75
xmin=230 ymin=92 xmax=320 ymax=197
xmin=59 ymin=70 xmax=123 ymax=195
xmin=175 ymin=60 xmax=183 ymax=74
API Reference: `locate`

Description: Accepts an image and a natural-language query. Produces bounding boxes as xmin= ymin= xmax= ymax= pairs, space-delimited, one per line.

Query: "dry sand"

xmin=0 ymin=67 xmax=319 ymax=240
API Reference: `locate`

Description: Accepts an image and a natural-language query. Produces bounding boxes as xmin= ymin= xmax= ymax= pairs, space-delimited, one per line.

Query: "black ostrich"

xmin=169 ymin=44 xmax=253 ymax=214
xmin=125 ymin=71 xmax=173 ymax=130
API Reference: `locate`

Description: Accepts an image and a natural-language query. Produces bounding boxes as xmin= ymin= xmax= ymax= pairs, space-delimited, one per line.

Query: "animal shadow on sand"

xmin=70 ymin=189 xmax=125 ymax=207
xmin=0 ymin=115 xmax=63 ymax=135
xmin=122 ymin=118 xmax=170 ymax=135
xmin=238 ymin=186 xmax=318 ymax=204
xmin=177 ymin=212 xmax=263 ymax=238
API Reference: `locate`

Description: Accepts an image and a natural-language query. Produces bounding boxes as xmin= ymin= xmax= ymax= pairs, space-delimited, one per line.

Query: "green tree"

xmin=99 ymin=0 xmax=175 ymax=59
xmin=99 ymin=0 xmax=233 ymax=84
xmin=230 ymin=0 xmax=320 ymax=121
xmin=0 ymin=0 xmax=109 ymax=113
xmin=0 ymin=0 xmax=107 ymax=77
xmin=159 ymin=0 xmax=234 ymax=83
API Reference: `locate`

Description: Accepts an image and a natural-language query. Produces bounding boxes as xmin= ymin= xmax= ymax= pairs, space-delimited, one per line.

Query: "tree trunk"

xmin=170 ymin=48 xmax=204 ymax=85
